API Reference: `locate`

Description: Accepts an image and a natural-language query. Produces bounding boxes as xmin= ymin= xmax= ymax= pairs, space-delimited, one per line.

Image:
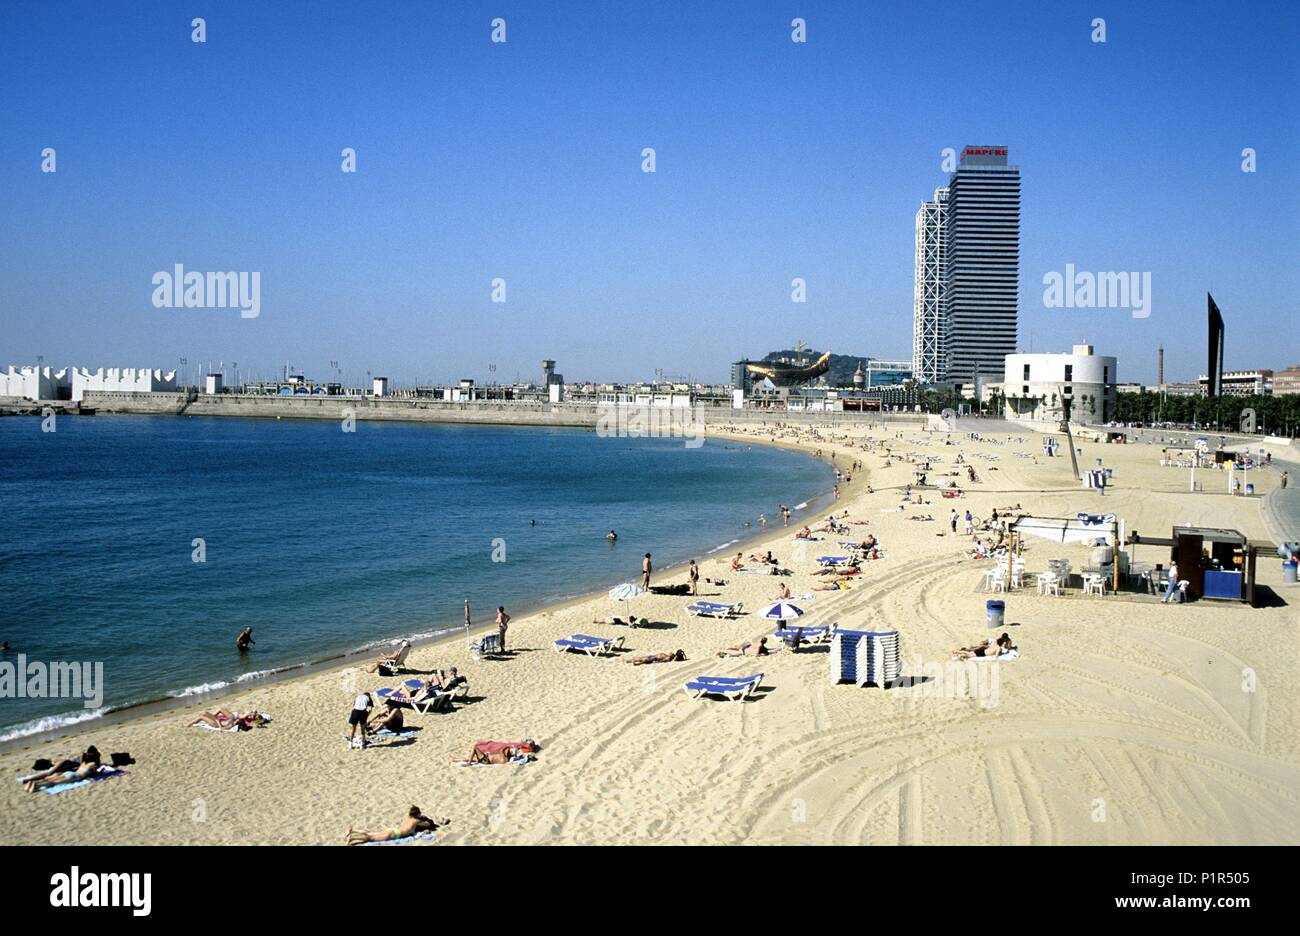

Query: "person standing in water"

xmin=236 ymin=627 xmax=255 ymax=651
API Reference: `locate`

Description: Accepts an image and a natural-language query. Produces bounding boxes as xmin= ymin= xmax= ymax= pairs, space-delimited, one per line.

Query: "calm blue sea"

xmin=0 ymin=414 xmax=831 ymax=739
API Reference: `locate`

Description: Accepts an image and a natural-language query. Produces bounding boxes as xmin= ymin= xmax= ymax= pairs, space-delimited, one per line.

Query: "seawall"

xmin=77 ymin=390 xmax=933 ymax=429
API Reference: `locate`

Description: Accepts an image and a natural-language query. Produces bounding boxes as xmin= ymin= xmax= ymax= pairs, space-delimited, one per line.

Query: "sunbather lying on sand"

xmin=189 ymin=709 xmax=268 ymax=731
xmin=24 ymin=749 xmax=102 ymax=792
xmin=951 ymin=633 xmax=1016 ymax=659
xmin=593 ymin=614 xmax=639 ymax=627
xmin=23 ymin=746 xmax=100 ymax=789
xmin=456 ymin=739 xmax=538 ymax=765
xmin=814 ymin=579 xmax=853 ymax=591
xmin=717 ymin=637 xmax=769 ymax=657
xmin=347 ymin=806 xmax=448 ymax=845
xmin=629 ymin=649 xmax=686 ymax=665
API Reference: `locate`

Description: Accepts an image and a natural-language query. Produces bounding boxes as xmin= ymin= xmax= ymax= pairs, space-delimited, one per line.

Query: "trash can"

xmin=1284 ymin=561 xmax=1298 ymax=585
xmin=986 ymin=599 xmax=1005 ymax=630
xmin=1245 ymin=483 xmax=1255 ymax=495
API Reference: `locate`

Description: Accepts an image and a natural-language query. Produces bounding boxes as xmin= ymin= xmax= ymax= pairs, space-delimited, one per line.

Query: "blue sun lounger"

xmin=817 ymin=556 xmax=852 ymax=566
xmin=773 ymin=624 xmax=834 ymax=647
xmin=683 ymin=673 xmax=764 ymax=700
xmin=553 ymin=634 xmax=624 ymax=656
xmin=686 ymin=601 xmax=743 ymax=618
xmin=375 ymin=685 xmax=454 ymax=714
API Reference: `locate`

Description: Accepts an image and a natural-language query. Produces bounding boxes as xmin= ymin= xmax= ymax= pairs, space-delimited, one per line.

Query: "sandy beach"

xmin=3 ymin=420 xmax=1297 ymax=845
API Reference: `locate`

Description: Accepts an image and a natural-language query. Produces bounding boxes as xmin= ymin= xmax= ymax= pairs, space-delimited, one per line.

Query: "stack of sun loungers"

xmin=829 ymin=629 xmax=901 ymax=688
xmin=686 ymin=600 xmax=743 ymax=618
xmin=552 ymin=634 xmax=624 ymax=656
xmin=682 ymin=673 xmax=764 ymax=701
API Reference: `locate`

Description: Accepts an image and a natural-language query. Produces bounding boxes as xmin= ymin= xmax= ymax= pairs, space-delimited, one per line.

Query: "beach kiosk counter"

xmin=1130 ymin=526 xmax=1259 ymax=604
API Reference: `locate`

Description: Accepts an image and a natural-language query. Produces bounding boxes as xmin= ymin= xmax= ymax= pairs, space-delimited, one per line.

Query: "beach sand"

xmin=2 ymin=421 xmax=1297 ymax=845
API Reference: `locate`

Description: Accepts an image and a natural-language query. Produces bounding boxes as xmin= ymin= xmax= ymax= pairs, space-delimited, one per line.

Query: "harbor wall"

xmin=78 ymin=391 xmax=932 ymax=429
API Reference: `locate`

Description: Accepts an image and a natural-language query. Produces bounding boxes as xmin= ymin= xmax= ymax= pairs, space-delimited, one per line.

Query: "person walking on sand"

xmin=495 ymin=606 xmax=511 ymax=651
xmin=950 ymin=509 xmax=958 ymax=534
xmin=641 ymin=553 xmax=652 ymax=589
xmin=688 ymin=559 xmax=700 ymax=596
xmin=236 ymin=627 xmax=254 ymax=651
xmin=347 ymin=691 xmax=373 ymax=749
xmin=1162 ymin=562 xmax=1182 ymax=604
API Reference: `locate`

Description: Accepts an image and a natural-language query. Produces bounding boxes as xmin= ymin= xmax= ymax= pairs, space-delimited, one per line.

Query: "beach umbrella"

xmin=608 ymin=582 xmax=645 ymax=606
xmin=759 ymin=601 xmax=805 ymax=622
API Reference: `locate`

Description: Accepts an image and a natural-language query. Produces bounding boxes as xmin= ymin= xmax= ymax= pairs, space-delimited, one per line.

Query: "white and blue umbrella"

xmin=759 ymin=601 xmax=805 ymax=622
xmin=608 ymin=583 xmax=646 ymax=614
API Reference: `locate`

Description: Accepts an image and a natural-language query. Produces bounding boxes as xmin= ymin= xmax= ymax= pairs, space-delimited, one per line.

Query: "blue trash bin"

xmin=1284 ymin=561 xmax=1298 ymax=585
xmin=986 ymin=599 xmax=1005 ymax=630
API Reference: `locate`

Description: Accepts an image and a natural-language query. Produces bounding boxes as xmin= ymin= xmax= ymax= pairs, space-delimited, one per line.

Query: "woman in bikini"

xmin=24 ymin=748 xmax=101 ymax=793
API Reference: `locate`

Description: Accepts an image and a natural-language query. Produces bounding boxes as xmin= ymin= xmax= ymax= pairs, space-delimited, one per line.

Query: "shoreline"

xmin=7 ymin=419 xmax=1294 ymax=844
xmin=0 ymin=423 xmax=841 ymax=754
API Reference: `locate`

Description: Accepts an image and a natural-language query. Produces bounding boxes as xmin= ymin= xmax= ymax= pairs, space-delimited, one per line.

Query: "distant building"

xmin=1003 ymin=344 xmax=1117 ymax=424
xmin=371 ymin=376 xmax=389 ymax=397
xmin=0 ymin=365 xmax=70 ymax=401
xmin=943 ymin=147 xmax=1021 ymax=385
xmin=861 ymin=359 xmax=913 ymax=389
xmin=912 ymin=187 xmax=949 ymax=384
xmin=70 ymin=367 xmax=178 ymax=402
xmin=1197 ymin=370 xmax=1272 ymax=397
xmin=1272 ymin=365 xmax=1300 ymax=396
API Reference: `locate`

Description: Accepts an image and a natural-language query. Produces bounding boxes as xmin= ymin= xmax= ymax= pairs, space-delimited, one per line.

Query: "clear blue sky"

xmin=1 ymin=0 xmax=1296 ymax=386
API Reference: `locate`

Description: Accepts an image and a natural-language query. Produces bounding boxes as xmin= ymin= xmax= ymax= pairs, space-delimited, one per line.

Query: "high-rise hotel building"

xmin=912 ymin=146 xmax=1020 ymax=386
xmin=913 ymin=187 xmax=949 ymax=385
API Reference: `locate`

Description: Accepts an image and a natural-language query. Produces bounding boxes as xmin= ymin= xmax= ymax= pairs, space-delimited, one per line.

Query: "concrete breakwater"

xmin=76 ymin=391 xmax=931 ymax=429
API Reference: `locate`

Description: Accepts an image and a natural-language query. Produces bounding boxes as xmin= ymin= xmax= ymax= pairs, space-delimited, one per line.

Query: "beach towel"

xmin=451 ymin=756 xmax=532 ymax=767
xmin=372 ymin=728 xmax=418 ymax=738
xmin=363 ymin=831 xmax=435 ymax=845
xmin=28 ymin=766 xmax=126 ymax=795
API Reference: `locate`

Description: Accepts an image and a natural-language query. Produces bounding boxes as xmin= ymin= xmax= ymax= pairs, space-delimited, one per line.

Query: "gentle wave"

xmin=0 ymin=707 xmax=109 ymax=743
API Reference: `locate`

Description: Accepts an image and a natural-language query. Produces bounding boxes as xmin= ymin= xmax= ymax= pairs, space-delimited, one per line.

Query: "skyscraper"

xmin=912 ymin=187 xmax=949 ymax=385
xmin=938 ymin=146 xmax=1021 ymax=385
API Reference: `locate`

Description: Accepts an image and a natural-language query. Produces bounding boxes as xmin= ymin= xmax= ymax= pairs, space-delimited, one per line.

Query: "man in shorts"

xmin=348 ymin=691 xmax=373 ymax=749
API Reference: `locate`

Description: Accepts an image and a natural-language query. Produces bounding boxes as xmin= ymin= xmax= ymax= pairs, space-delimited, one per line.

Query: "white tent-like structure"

xmin=1011 ymin=513 xmax=1118 ymax=545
